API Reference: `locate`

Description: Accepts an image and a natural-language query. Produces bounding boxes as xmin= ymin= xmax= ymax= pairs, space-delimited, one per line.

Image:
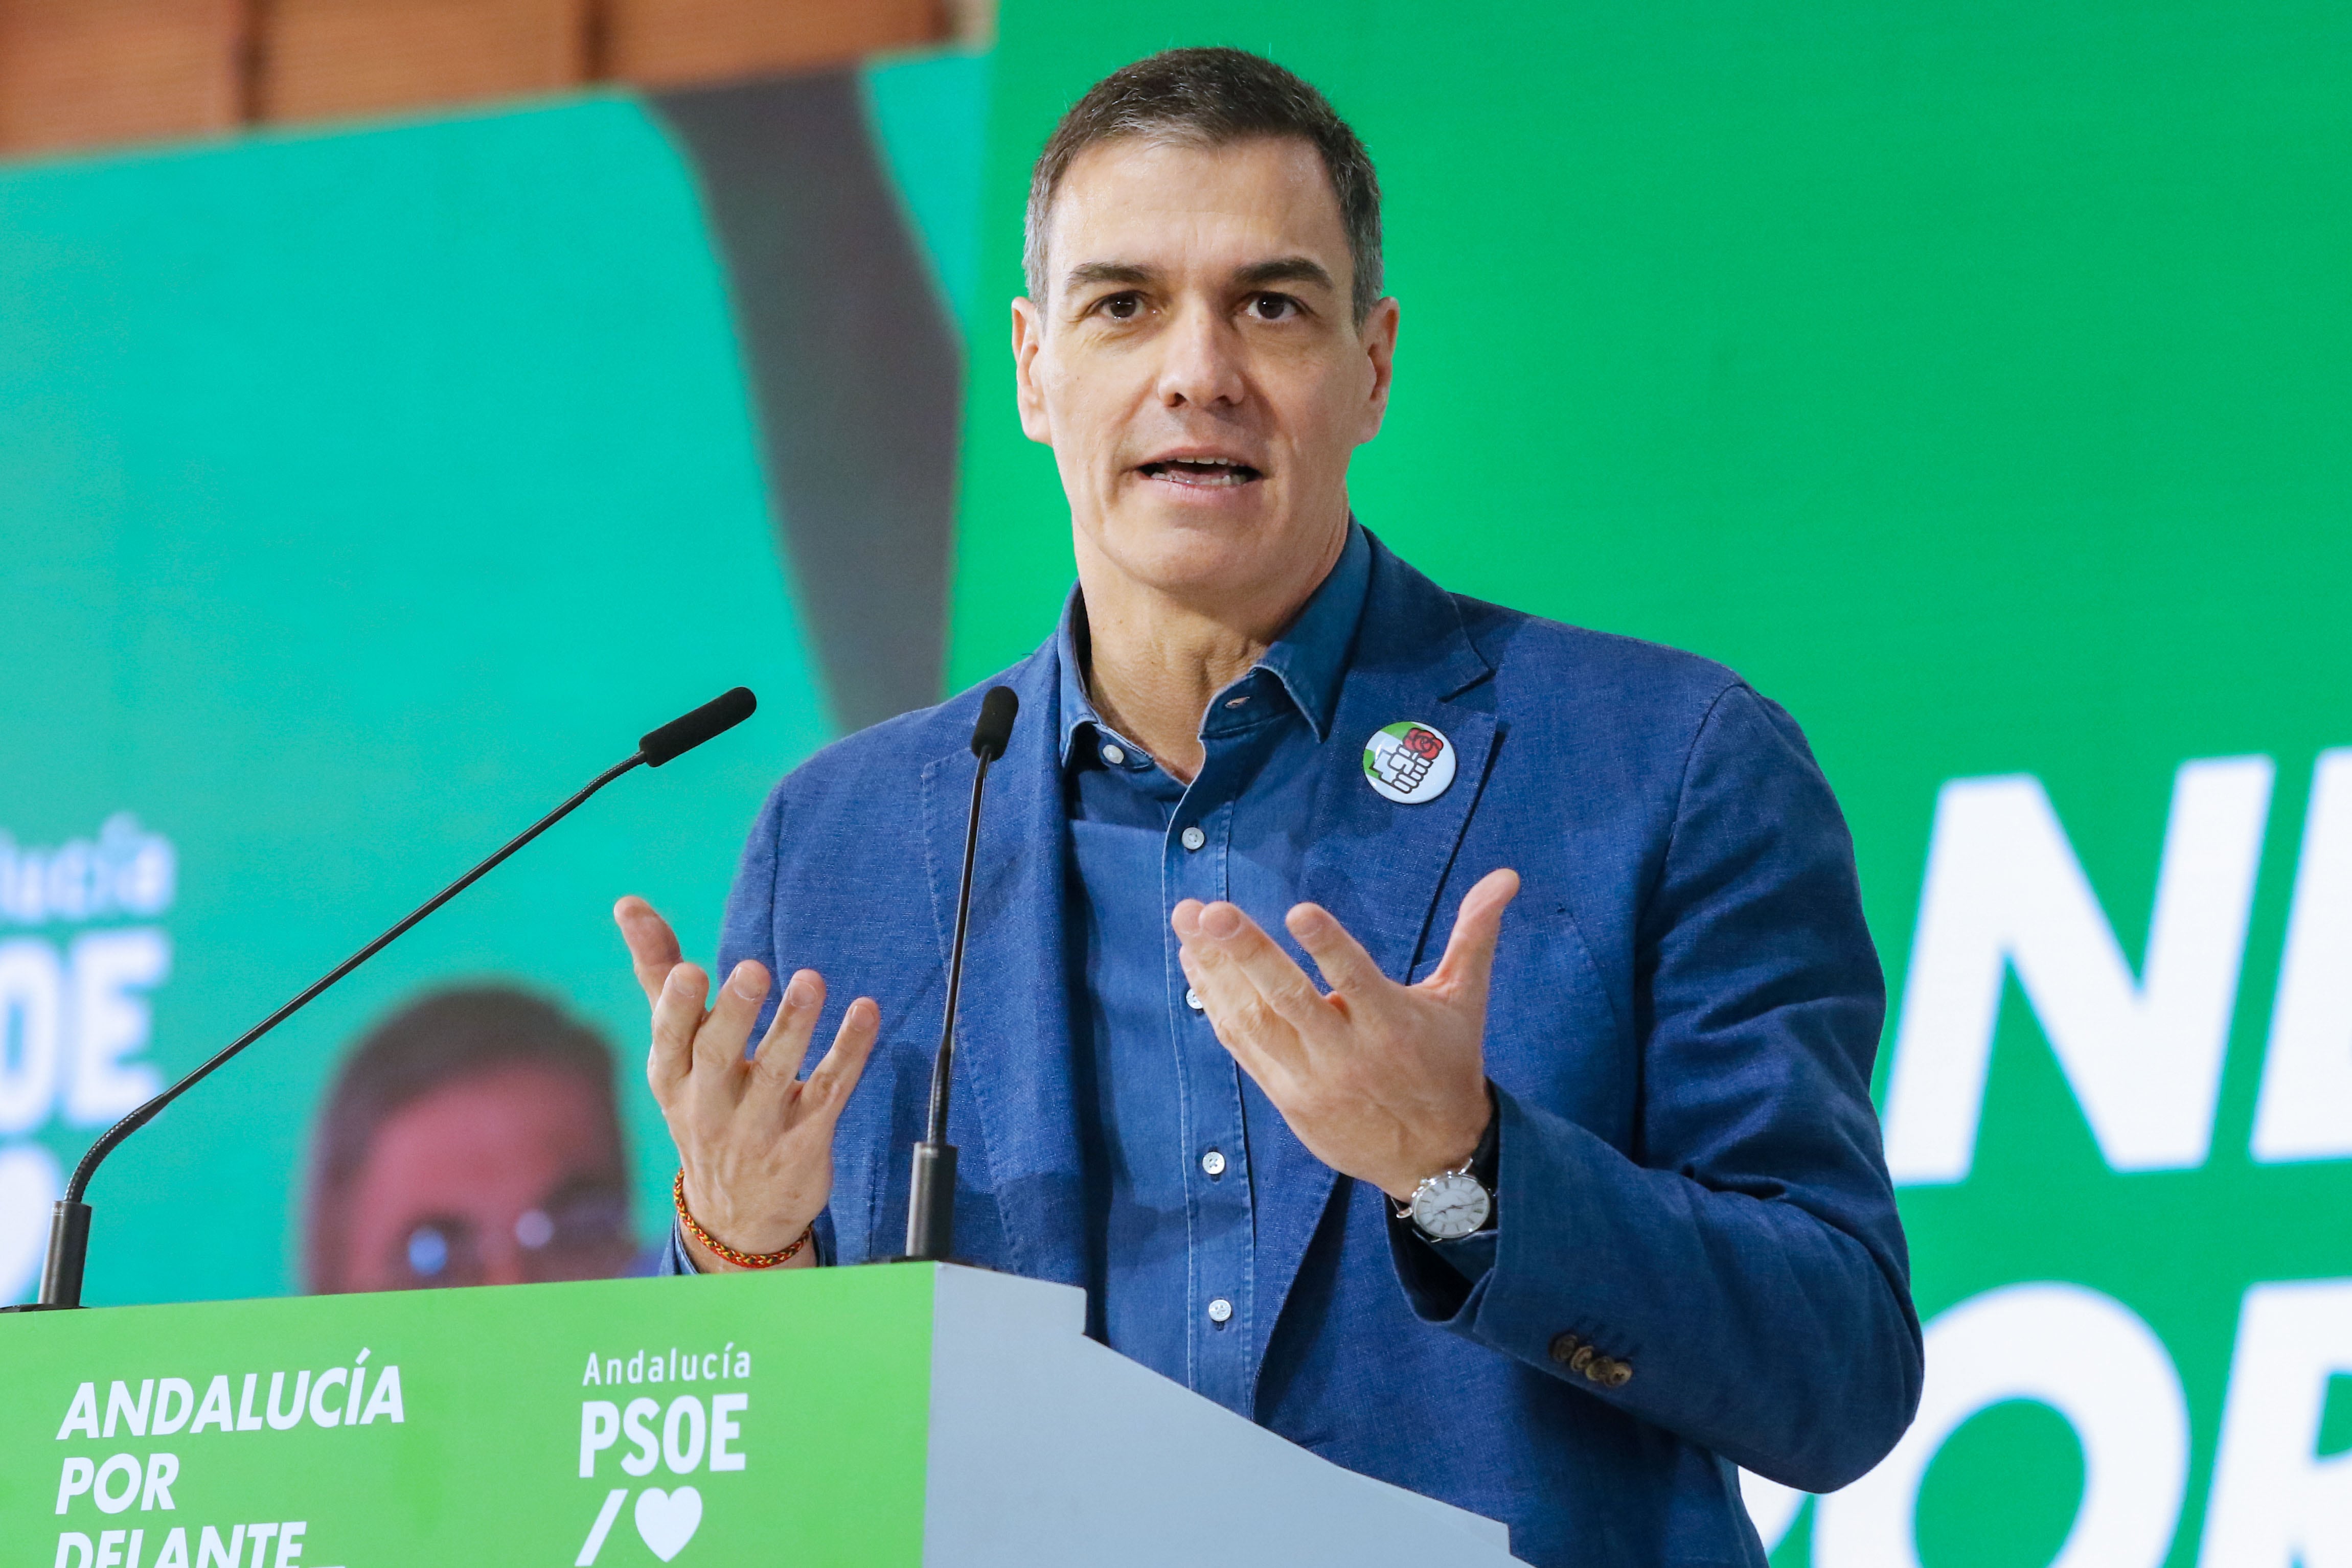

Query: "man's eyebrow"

xmin=1235 ymin=256 xmax=1336 ymax=291
xmin=1063 ymin=261 xmax=1156 ymax=291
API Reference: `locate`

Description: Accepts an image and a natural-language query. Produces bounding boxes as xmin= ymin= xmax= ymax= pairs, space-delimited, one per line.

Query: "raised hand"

xmin=1171 ymin=868 xmax=1519 ymax=1200
xmin=614 ymin=896 xmax=879 ymax=1272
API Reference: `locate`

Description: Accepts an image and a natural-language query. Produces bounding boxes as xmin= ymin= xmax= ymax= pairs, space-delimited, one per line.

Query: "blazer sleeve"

xmin=1395 ymin=681 xmax=1923 ymax=1493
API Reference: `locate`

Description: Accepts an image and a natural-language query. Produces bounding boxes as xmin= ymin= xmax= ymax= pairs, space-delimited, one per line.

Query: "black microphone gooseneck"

xmin=904 ymin=684 xmax=1018 ymax=1262
xmin=7 ymin=685 xmax=758 ymax=1312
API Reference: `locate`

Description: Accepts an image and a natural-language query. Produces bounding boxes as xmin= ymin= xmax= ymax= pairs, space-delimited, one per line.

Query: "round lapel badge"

xmin=1363 ymin=721 xmax=1456 ymax=804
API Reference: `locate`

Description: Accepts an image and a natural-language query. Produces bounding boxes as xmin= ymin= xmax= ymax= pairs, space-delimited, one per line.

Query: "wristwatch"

xmin=1395 ymin=1095 xmax=1499 ymax=1242
xmin=1398 ymin=1158 xmax=1493 ymax=1241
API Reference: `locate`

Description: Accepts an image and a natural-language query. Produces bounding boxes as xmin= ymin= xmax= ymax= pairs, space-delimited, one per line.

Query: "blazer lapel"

xmin=1249 ymin=540 xmax=1502 ymax=1376
xmin=917 ymin=651 xmax=1090 ymax=1288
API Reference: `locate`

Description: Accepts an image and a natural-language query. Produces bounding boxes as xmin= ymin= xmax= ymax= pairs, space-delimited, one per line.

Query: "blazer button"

xmin=1547 ymin=1333 xmax=1582 ymax=1365
xmin=1568 ymin=1345 xmax=1597 ymax=1374
xmin=1602 ymin=1359 xmax=1634 ymax=1389
xmin=1582 ymin=1355 xmax=1612 ymax=1384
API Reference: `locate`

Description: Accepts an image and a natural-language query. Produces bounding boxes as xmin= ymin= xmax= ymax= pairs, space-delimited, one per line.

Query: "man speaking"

xmin=616 ymin=47 xmax=1921 ymax=1567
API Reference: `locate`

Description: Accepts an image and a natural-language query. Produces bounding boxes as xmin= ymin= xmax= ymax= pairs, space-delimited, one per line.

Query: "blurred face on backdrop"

xmin=328 ymin=1064 xmax=635 ymax=1292
xmin=1013 ymin=134 xmax=1399 ymax=624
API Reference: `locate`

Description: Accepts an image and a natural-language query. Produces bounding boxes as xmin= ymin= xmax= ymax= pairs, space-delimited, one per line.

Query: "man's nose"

xmin=481 ymin=1237 xmax=531 ymax=1286
xmin=1155 ymin=301 xmax=1247 ymax=410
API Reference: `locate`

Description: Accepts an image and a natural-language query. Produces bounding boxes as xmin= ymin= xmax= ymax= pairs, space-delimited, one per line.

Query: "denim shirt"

xmin=1056 ymin=522 xmax=1493 ymax=1414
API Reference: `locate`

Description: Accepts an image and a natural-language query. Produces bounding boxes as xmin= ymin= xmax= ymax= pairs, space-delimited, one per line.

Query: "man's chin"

xmin=1090 ymin=500 xmax=1326 ymax=604
xmin=1107 ymin=495 xmax=1266 ymax=552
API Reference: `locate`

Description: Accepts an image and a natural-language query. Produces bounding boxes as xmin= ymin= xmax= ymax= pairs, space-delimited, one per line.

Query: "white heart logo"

xmin=0 ymin=1145 xmax=62 ymax=1305
xmin=634 ymin=1486 xmax=703 ymax=1562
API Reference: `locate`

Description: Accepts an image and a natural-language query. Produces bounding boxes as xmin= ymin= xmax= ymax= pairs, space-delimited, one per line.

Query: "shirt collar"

xmin=1056 ymin=519 xmax=1372 ymax=768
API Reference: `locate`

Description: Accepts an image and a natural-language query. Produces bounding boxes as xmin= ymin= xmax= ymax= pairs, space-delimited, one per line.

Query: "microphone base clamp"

xmin=1 ymin=1200 xmax=92 ymax=1313
xmin=903 ymin=1140 xmax=958 ymax=1262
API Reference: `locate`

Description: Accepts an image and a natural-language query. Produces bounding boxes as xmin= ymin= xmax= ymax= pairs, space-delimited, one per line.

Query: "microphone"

xmin=640 ymin=685 xmax=757 ymax=767
xmin=903 ymin=685 xmax=1018 ymax=1261
xmin=6 ymin=686 xmax=758 ymax=1312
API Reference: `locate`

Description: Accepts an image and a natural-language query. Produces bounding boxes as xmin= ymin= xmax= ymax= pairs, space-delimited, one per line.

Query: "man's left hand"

xmin=1171 ymin=867 xmax=1519 ymax=1200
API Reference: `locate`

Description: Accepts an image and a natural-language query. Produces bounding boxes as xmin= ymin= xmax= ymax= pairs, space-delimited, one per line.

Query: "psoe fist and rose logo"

xmin=1363 ymin=723 xmax=1455 ymax=805
xmin=574 ymin=1343 xmax=753 ymax=1563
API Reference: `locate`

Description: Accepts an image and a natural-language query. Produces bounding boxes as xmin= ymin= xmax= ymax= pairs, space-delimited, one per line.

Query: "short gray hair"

xmin=1023 ymin=48 xmax=1384 ymax=325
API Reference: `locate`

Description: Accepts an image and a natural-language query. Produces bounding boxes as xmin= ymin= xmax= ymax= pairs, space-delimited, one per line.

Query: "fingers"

xmin=647 ymin=961 xmax=709 ymax=1097
xmin=1285 ymin=902 xmax=1387 ymax=996
xmin=615 ymin=896 xmax=687 ymax=1006
xmin=1428 ymin=867 xmax=1521 ymax=999
xmin=695 ymin=959 xmax=770 ymax=1083
xmin=1189 ymin=902 xmax=1330 ymax=1023
xmin=748 ymin=969 xmax=827 ymax=1094
xmin=797 ymin=997 xmax=880 ymax=1124
xmin=1173 ymin=900 xmax=1323 ymax=1075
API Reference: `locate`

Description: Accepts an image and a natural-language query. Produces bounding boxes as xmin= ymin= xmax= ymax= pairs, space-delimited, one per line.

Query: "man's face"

xmin=327 ymin=1064 xmax=635 ymax=1292
xmin=1014 ymin=135 xmax=1398 ymax=609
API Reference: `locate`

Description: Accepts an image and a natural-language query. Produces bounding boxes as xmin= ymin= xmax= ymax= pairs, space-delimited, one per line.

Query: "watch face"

xmin=1411 ymin=1171 xmax=1492 ymax=1241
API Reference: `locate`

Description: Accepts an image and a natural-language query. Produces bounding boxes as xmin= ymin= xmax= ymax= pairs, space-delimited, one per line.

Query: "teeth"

xmin=1145 ymin=458 xmax=1255 ymax=484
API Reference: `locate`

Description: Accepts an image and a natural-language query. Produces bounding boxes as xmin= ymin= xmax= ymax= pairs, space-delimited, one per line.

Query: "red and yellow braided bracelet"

xmin=672 ymin=1168 xmax=813 ymax=1268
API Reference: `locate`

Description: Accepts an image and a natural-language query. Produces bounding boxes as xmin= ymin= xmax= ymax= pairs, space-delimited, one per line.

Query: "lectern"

xmin=5 ymin=1263 xmax=1521 ymax=1564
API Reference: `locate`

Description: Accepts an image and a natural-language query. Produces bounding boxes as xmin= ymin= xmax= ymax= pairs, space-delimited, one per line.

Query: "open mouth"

xmin=1136 ymin=456 xmax=1263 ymax=488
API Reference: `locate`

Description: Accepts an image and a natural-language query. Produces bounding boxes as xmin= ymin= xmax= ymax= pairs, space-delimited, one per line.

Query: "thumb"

xmin=615 ymin=896 xmax=686 ymax=1006
xmin=1425 ymin=868 xmax=1520 ymax=1002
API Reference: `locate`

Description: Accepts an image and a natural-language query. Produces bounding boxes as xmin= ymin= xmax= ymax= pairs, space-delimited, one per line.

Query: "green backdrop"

xmin=5 ymin=2 xmax=2350 ymax=1562
xmin=950 ymin=3 xmax=2351 ymax=1565
xmin=0 ymin=94 xmax=837 ymax=1306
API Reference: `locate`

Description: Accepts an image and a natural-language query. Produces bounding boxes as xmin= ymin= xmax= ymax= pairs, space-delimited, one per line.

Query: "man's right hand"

xmin=614 ymin=896 xmax=880 ymax=1273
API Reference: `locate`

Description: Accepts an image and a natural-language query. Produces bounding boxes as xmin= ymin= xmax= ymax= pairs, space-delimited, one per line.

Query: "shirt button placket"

xmin=1171 ymin=792 xmax=1239 ymax=1397
xmin=1177 ymin=806 xmax=1219 ymax=1021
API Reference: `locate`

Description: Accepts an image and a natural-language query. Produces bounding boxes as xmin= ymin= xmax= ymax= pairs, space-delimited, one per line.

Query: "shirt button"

xmin=1180 ymin=825 xmax=1206 ymax=851
xmin=1185 ymin=988 xmax=1204 ymax=1011
xmin=1201 ymin=1148 xmax=1227 ymax=1177
xmin=1099 ymin=742 xmax=1126 ymax=767
xmin=1207 ymin=1298 xmax=1234 ymax=1324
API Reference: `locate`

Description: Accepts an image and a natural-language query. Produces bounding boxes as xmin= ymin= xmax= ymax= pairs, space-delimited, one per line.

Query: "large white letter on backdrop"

xmin=2252 ymin=750 xmax=2352 ymax=1162
xmin=0 ymin=938 xmax=64 ymax=1136
xmin=1882 ymin=759 xmax=2272 ymax=1182
xmin=62 ymin=927 xmax=169 ymax=1126
xmin=1738 ymin=1468 xmax=1805 ymax=1556
xmin=2199 ymin=1279 xmax=2352 ymax=1567
xmin=1813 ymin=1283 xmax=2188 ymax=1568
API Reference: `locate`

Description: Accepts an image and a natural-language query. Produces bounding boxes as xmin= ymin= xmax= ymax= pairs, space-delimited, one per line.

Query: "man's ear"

xmin=1355 ymin=296 xmax=1401 ymax=447
xmin=1011 ymin=296 xmax=1053 ymax=446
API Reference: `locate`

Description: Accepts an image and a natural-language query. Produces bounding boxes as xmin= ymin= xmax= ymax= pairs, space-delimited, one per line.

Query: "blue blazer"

xmin=710 ymin=535 xmax=1922 ymax=1567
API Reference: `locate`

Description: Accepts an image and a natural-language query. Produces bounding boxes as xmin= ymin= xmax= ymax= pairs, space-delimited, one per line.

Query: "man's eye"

xmin=1101 ymin=293 xmax=1142 ymax=320
xmin=1249 ymin=294 xmax=1297 ymax=321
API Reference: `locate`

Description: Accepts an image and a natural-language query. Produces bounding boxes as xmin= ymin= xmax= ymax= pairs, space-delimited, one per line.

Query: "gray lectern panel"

xmin=923 ymin=1265 xmax=1522 ymax=1566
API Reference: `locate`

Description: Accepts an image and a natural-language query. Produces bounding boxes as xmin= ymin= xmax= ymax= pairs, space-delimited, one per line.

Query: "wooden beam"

xmin=602 ymin=0 xmax=947 ymax=89
xmin=254 ymin=0 xmax=589 ymax=124
xmin=0 ymin=0 xmax=246 ymax=155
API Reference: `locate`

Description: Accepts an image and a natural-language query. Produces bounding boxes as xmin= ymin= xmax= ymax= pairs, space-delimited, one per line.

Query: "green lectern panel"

xmin=3 ymin=1267 xmax=934 ymax=1565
